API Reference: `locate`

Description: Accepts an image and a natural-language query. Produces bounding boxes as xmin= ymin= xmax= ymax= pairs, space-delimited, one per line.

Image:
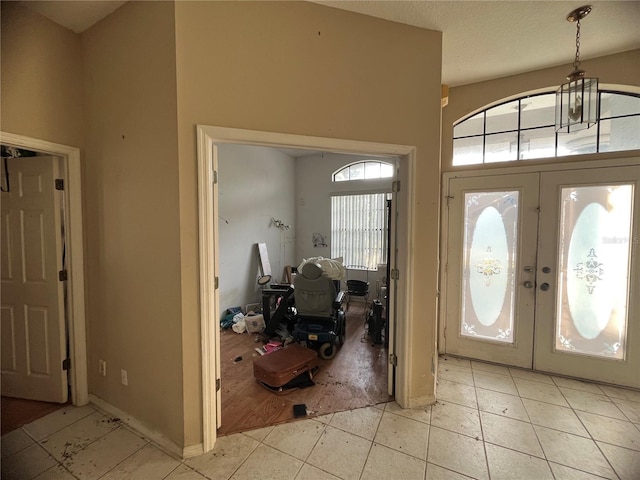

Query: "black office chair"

xmin=345 ymin=279 xmax=370 ymax=312
xmin=292 ymin=262 xmax=346 ymax=359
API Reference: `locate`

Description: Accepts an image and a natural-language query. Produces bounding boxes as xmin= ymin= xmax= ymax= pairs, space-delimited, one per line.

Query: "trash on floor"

xmin=293 ymin=404 xmax=307 ymax=418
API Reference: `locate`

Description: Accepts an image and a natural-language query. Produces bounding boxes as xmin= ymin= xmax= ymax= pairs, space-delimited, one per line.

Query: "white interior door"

xmin=443 ymin=173 xmax=540 ymax=368
xmin=1 ymin=156 xmax=68 ymax=403
xmin=443 ymin=162 xmax=640 ymax=388
xmin=534 ymin=166 xmax=640 ymax=387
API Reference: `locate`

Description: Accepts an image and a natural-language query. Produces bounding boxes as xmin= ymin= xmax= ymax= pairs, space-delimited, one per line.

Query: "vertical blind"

xmin=331 ymin=193 xmax=388 ymax=270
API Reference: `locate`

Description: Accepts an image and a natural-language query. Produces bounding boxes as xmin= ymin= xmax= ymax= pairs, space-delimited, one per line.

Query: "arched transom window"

xmin=333 ymin=161 xmax=394 ymax=182
xmin=453 ymin=90 xmax=640 ymax=166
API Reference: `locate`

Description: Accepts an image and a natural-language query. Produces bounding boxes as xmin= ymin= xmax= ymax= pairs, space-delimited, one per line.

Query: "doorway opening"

xmin=197 ymin=125 xmax=416 ymax=452
xmin=215 ymin=145 xmax=397 ymax=435
xmin=0 ymin=132 xmax=88 ymax=408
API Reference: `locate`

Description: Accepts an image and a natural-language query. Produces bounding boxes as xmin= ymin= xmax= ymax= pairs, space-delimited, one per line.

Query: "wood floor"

xmin=1 ymin=396 xmax=66 ymax=435
xmin=218 ymin=304 xmax=391 ymax=436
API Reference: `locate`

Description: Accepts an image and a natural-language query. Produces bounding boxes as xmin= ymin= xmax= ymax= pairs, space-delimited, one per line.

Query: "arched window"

xmin=330 ymin=160 xmax=394 ymax=270
xmin=333 ymin=160 xmax=394 ymax=182
xmin=453 ymin=90 xmax=640 ymax=166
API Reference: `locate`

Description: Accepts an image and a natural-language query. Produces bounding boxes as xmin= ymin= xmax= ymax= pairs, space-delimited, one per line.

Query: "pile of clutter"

xmin=220 ymin=306 xmax=266 ymax=334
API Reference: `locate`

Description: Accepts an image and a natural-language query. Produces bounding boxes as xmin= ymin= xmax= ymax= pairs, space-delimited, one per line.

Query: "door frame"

xmin=197 ymin=125 xmax=416 ymax=453
xmin=439 ymin=156 xmax=640 ymax=358
xmin=0 ymin=131 xmax=88 ymax=406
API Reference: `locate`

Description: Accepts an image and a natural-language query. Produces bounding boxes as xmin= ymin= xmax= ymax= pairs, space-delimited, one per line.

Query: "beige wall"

xmin=81 ymin=1 xmax=184 ymax=445
xmin=174 ymin=1 xmax=443 ymax=445
xmin=2 ymin=0 xmax=444 ymax=450
xmin=1 ymin=2 xmax=84 ymax=148
xmin=442 ymin=49 xmax=640 ymax=171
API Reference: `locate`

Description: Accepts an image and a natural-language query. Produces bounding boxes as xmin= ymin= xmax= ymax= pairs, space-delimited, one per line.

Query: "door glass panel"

xmin=461 ymin=191 xmax=519 ymax=343
xmin=556 ymin=184 xmax=633 ymax=359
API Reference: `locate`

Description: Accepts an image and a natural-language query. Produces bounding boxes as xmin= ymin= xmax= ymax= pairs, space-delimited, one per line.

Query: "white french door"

xmin=442 ymin=162 xmax=640 ymax=388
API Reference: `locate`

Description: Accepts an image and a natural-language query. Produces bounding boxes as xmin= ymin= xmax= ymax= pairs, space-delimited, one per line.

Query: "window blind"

xmin=331 ymin=193 xmax=388 ymax=270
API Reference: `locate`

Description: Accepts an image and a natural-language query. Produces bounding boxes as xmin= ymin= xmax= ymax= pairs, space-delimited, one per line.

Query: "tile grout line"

xmin=423 ymin=402 xmax=432 ymax=480
xmin=356 ymin=411 xmax=381 ymax=480
xmin=506 ymin=367 xmax=553 ymax=473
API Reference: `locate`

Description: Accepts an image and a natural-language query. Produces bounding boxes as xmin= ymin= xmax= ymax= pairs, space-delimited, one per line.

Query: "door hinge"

xmin=390 ymin=268 xmax=399 ymax=280
xmin=446 ymin=195 xmax=454 ymax=207
xmin=62 ymin=358 xmax=71 ymax=370
xmin=59 ymin=270 xmax=68 ymax=281
xmin=55 ymin=179 xmax=64 ymax=190
xmin=389 ymin=353 xmax=398 ymax=366
xmin=216 ymin=378 xmax=221 ymax=392
xmin=213 ymin=170 xmax=218 ymax=184
xmin=392 ymin=180 xmax=401 ymax=192
xmin=214 ymin=276 xmax=219 ymax=289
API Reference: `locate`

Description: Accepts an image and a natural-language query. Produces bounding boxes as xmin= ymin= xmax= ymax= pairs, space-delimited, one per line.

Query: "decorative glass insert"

xmin=556 ymin=185 xmax=633 ymax=359
xmin=461 ymin=191 xmax=519 ymax=343
xmin=452 ymin=90 xmax=640 ymax=166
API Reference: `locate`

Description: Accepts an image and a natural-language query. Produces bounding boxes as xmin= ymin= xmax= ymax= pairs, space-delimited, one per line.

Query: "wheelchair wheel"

xmin=319 ymin=342 xmax=337 ymax=360
xmin=338 ymin=319 xmax=346 ymax=345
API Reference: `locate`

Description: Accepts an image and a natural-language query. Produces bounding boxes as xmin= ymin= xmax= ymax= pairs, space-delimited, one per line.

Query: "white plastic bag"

xmin=298 ymin=256 xmax=346 ymax=280
xmin=232 ymin=318 xmax=246 ymax=334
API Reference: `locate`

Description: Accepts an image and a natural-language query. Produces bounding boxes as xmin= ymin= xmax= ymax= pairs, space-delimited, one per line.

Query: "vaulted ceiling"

xmin=21 ymin=1 xmax=640 ymax=87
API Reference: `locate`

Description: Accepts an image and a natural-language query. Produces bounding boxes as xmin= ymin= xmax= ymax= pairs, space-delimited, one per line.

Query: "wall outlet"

xmin=98 ymin=360 xmax=107 ymax=376
xmin=121 ymin=369 xmax=128 ymax=386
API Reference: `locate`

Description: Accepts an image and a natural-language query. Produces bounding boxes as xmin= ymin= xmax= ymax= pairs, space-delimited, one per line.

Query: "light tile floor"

xmin=2 ymin=356 xmax=640 ymax=479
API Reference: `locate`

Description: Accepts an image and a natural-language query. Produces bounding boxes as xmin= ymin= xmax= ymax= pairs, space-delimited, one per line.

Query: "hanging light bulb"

xmin=555 ymin=5 xmax=599 ymax=133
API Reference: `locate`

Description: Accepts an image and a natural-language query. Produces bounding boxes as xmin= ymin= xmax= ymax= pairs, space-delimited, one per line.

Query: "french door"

xmin=442 ymin=163 xmax=640 ymax=388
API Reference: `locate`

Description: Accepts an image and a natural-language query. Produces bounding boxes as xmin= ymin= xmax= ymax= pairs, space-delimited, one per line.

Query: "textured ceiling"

xmin=22 ymin=1 xmax=640 ymax=87
xmin=312 ymin=1 xmax=640 ymax=86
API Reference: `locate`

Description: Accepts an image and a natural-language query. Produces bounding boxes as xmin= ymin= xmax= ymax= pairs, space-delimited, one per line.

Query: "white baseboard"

xmin=89 ymin=394 xmax=203 ymax=459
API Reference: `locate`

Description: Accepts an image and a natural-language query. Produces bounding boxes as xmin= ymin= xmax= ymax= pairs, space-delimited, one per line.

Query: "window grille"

xmin=453 ymin=90 xmax=640 ymax=166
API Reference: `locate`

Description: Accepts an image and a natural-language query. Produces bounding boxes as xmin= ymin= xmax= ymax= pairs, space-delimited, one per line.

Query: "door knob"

xmin=523 ymin=281 xmax=534 ymax=288
xmin=540 ymin=282 xmax=550 ymax=291
xmin=542 ymin=266 xmax=551 ymax=274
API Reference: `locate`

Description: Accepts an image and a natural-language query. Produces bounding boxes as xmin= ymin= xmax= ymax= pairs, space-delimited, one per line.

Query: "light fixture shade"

xmin=555 ymin=76 xmax=599 ymax=133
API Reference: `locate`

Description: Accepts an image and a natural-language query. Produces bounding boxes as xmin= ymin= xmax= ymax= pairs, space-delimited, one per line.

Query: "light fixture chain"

xmin=574 ymin=19 xmax=582 ymax=69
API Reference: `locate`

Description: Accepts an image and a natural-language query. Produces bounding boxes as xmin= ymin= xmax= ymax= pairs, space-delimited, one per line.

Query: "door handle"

xmin=540 ymin=282 xmax=550 ymax=291
xmin=523 ymin=281 xmax=534 ymax=288
xmin=524 ymin=266 xmax=535 ymax=272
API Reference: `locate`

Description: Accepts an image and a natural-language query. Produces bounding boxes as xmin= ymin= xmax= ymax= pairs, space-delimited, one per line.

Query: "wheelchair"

xmin=292 ymin=262 xmax=346 ymax=359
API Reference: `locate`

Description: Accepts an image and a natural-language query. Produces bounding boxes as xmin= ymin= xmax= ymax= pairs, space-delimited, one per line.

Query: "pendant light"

xmin=555 ymin=5 xmax=599 ymax=133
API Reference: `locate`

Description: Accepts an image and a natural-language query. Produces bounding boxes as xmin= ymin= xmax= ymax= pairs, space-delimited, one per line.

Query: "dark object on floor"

xmin=233 ymin=356 xmax=243 ymax=363
xmin=262 ymin=285 xmax=295 ymax=337
xmin=293 ymin=404 xmax=307 ymax=418
xmin=368 ymin=299 xmax=385 ymax=345
xmin=253 ymin=344 xmax=320 ymax=395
